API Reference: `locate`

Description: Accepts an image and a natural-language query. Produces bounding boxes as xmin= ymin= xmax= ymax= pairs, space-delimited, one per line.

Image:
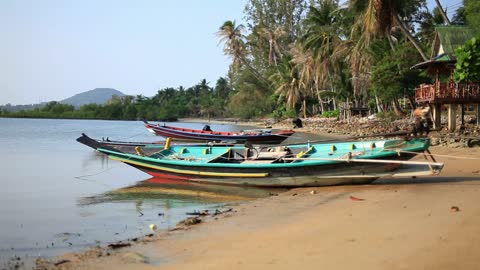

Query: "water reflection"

xmin=80 ymin=151 xmax=111 ymax=171
xmin=78 ymin=177 xmax=287 ymax=207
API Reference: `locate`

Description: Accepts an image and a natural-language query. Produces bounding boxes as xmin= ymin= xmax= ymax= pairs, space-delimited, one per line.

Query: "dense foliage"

xmin=1 ymin=78 xmax=233 ymax=121
xmin=454 ymin=34 xmax=480 ymax=83
xmin=217 ymin=0 xmax=479 ymax=119
xmin=3 ymin=0 xmax=480 ymax=121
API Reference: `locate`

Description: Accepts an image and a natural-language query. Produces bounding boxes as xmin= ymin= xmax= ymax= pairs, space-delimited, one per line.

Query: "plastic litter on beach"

xmin=349 ymin=195 xmax=365 ymax=201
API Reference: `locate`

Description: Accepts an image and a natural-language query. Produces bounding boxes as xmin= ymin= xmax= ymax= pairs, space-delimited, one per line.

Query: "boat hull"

xmin=107 ymin=152 xmax=435 ymax=187
xmin=92 ymin=138 xmax=443 ymax=187
xmin=144 ymin=122 xmax=294 ymax=144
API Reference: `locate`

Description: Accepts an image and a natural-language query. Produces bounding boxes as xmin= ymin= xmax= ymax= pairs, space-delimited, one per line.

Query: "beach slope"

xmin=49 ymin=146 xmax=480 ymax=270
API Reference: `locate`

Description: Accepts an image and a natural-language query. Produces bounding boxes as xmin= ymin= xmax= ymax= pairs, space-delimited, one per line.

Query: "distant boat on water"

xmin=143 ymin=121 xmax=295 ymax=144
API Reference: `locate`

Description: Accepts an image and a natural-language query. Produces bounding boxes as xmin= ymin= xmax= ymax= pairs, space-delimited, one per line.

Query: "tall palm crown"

xmin=270 ymin=56 xmax=302 ymax=110
xmin=257 ymin=26 xmax=287 ymax=65
xmin=217 ymin=20 xmax=248 ymax=66
xmin=358 ymin=0 xmax=428 ymax=60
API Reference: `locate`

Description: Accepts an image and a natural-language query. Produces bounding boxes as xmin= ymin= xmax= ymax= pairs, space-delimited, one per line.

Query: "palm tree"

xmin=217 ymin=20 xmax=269 ymax=84
xmin=256 ymin=26 xmax=287 ymax=65
xmin=359 ymin=0 xmax=429 ymax=61
xmin=214 ymin=77 xmax=232 ymax=100
xmin=229 ymin=69 xmax=273 ymax=118
xmin=297 ymin=2 xmax=345 ymax=111
xmin=433 ymin=0 xmax=451 ymax=25
xmin=290 ymin=42 xmax=320 ymax=111
xmin=270 ymin=57 xmax=305 ymax=117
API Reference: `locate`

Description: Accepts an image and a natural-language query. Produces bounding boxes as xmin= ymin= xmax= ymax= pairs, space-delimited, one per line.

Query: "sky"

xmin=0 ymin=0 xmax=462 ymax=105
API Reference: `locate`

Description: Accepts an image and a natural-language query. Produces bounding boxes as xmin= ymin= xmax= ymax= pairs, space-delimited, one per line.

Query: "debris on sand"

xmin=177 ymin=217 xmax=202 ymax=227
xmin=349 ymin=195 xmax=365 ymax=201
xmin=108 ymin=242 xmax=131 ymax=249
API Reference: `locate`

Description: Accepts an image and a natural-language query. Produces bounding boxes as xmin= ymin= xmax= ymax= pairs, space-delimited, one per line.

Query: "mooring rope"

xmin=74 ymin=166 xmax=117 ymax=180
xmin=398 ymin=150 xmax=480 ymax=160
xmin=114 ymin=132 xmax=149 ymax=141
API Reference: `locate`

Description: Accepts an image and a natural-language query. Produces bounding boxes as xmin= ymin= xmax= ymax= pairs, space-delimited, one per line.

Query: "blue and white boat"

xmin=81 ymin=136 xmax=443 ymax=187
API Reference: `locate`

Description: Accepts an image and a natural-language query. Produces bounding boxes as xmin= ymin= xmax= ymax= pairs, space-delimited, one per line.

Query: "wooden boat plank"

xmin=256 ymin=151 xmax=288 ymax=160
xmin=241 ymin=160 xmax=277 ymax=164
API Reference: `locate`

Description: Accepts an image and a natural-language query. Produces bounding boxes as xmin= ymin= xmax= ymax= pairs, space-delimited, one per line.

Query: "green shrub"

xmin=320 ymin=109 xmax=339 ymax=118
xmin=376 ymin=111 xmax=396 ymax=120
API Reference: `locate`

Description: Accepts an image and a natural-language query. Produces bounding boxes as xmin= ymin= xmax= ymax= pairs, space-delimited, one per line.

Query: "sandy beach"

xmin=38 ymin=144 xmax=480 ymax=270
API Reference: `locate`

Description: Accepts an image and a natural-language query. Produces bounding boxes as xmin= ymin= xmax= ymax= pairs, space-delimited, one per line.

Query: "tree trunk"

xmin=375 ymin=94 xmax=383 ymax=113
xmin=407 ymin=95 xmax=416 ymax=110
xmin=393 ymin=14 xmax=428 ymax=61
xmin=434 ymin=0 xmax=451 ymax=25
xmin=303 ymin=99 xmax=307 ymax=119
xmin=385 ymin=28 xmax=396 ymax=51
xmin=314 ymin=83 xmax=325 ymax=114
xmin=392 ymin=98 xmax=406 ymax=117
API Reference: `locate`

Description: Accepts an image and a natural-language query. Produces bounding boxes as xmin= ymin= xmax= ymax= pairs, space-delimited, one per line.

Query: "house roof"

xmin=411 ymin=53 xmax=456 ymax=69
xmin=412 ymin=26 xmax=475 ymax=70
xmin=434 ymin=26 xmax=476 ymax=55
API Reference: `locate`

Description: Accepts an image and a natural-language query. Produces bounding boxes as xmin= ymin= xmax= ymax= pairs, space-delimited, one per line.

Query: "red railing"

xmin=415 ymin=83 xmax=435 ymax=102
xmin=415 ymin=82 xmax=480 ymax=103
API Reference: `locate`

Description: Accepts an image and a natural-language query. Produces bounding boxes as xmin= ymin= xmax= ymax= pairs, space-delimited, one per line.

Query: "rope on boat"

xmin=113 ymin=132 xmax=149 ymax=141
xmin=397 ymin=150 xmax=480 ymax=160
xmin=74 ymin=166 xmax=119 ymax=188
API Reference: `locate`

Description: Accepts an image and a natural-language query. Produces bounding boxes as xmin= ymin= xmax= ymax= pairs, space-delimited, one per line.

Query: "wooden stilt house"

xmin=413 ymin=26 xmax=480 ymax=132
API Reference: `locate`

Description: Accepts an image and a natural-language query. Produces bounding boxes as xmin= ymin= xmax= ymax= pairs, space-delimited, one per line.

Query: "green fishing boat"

xmin=83 ymin=136 xmax=443 ymax=187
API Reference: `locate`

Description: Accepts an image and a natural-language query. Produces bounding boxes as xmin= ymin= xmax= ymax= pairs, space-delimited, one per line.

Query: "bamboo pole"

xmin=282 ymin=156 xmax=444 ymax=167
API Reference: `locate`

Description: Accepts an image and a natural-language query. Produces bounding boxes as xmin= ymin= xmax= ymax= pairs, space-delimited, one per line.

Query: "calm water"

xmin=0 ymin=118 xmax=302 ymax=265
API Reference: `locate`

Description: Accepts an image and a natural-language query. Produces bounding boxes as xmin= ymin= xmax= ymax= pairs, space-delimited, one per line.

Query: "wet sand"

xmin=43 ymin=145 xmax=480 ymax=270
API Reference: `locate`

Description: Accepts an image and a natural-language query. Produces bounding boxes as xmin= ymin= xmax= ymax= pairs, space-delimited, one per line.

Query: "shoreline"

xmin=177 ymin=117 xmax=350 ymax=141
xmin=34 ymin=144 xmax=480 ymax=270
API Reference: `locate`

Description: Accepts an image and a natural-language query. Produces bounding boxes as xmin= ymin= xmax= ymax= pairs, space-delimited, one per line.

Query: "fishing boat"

xmin=76 ymin=133 xmax=236 ymax=155
xmin=143 ymin=121 xmax=295 ymax=144
xmin=91 ymin=137 xmax=444 ymax=187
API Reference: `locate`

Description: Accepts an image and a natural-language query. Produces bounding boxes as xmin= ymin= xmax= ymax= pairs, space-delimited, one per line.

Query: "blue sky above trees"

xmin=0 ymin=0 xmax=460 ymax=105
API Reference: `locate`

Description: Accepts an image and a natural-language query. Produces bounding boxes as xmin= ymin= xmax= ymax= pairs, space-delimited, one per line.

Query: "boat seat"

xmin=150 ymin=149 xmax=173 ymax=159
xmin=238 ymin=150 xmax=289 ymax=164
xmin=207 ymin=148 xmax=233 ymax=163
xmin=255 ymin=151 xmax=288 ymax=160
xmin=292 ymin=146 xmax=316 ymax=162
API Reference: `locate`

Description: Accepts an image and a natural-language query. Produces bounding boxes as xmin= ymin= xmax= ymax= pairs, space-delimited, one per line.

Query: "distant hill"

xmin=61 ymin=88 xmax=126 ymax=107
xmin=0 ymin=88 xmax=127 ymax=112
